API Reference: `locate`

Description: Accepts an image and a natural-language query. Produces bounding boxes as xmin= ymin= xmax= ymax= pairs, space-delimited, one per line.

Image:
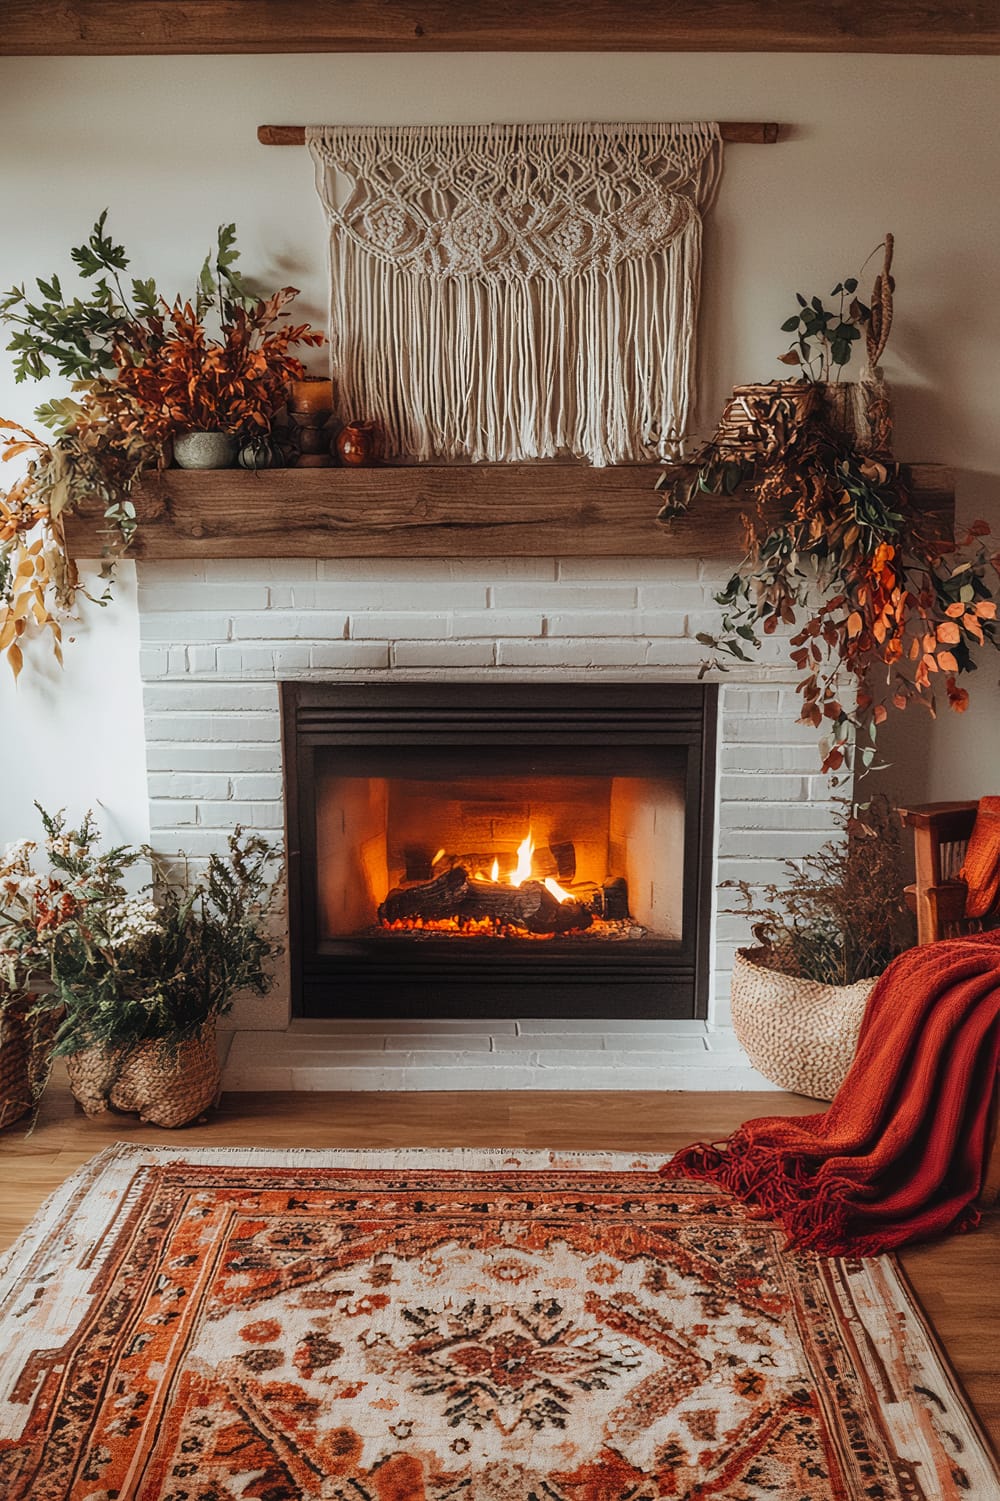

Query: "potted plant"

xmin=0 ymin=213 xmax=323 ymax=675
xmin=0 ymin=837 xmax=61 ymax=1128
xmin=724 ymin=797 xmax=913 ymax=1099
xmin=2 ymin=807 xmax=282 ymax=1127
xmin=657 ymin=239 xmax=1000 ymax=777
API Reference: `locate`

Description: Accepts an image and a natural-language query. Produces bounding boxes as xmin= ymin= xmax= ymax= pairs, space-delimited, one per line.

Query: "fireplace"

xmin=282 ymin=682 xmax=717 ymax=1019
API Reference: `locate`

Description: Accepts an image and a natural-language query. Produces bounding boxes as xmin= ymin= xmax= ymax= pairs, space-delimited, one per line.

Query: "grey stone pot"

xmin=173 ymin=431 xmax=239 ymax=470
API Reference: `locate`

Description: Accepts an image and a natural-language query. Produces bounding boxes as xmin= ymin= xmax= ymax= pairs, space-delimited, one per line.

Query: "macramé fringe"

xmin=309 ymin=122 xmax=722 ymax=466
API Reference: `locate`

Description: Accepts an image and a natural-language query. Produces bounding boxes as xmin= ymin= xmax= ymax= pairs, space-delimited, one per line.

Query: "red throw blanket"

xmin=668 ymin=929 xmax=1000 ymax=1256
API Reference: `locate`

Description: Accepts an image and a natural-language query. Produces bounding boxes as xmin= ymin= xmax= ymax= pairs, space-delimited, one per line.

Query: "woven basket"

xmin=730 ymin=947 xmax=879 ymax=1101
xmin=65 ymin=1020 xmax=221 ymax=1128
xmin=713 ymin=381 xmax=820 ymax=457
xmin=0 ymin=992 xmax=57 ymax=1130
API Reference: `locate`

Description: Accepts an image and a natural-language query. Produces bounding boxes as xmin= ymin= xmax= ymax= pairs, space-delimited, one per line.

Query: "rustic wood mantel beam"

xmin=63 ymin=464 xmax=955 ymax=562
xmin=2 ymin=2 xmax=998 ymax=56
xmin=259 ymin=123 xmax=782 ymax=146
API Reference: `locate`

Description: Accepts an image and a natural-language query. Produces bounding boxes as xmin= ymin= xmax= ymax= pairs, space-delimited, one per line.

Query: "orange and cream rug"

xmin=0 ymin=1145 xmax=997 ymax=1500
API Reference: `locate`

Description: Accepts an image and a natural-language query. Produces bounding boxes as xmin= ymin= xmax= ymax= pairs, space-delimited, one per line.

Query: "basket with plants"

xmin=724 ymin=796 xmax=913 ymax=1100
xmin=0 ymin=807 xmax=282 ymax=1127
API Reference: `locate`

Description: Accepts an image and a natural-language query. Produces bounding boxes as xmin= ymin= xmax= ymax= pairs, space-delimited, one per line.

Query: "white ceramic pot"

xmin=173 ymin=431 xmax=238 ymax=470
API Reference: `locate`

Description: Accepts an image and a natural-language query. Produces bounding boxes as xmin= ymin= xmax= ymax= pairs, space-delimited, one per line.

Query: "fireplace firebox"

xmin=281 ymin=682 xmax=717 ymax=1018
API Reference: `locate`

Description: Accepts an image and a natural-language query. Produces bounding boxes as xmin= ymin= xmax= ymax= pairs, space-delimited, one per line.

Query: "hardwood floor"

xmin=2 ymin=1080 xmax=998 ymax=1457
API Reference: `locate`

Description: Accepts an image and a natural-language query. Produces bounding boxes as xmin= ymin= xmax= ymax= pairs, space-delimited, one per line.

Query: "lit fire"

xmin=467 ymin=828 xmax=574 ymax=903
xmin=511 ymin=830 xmax=534 ymax=887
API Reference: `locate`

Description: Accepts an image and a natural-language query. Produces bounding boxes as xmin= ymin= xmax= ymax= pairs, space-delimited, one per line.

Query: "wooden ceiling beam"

xmin=3 ymin=1 xmax=999 ymax=56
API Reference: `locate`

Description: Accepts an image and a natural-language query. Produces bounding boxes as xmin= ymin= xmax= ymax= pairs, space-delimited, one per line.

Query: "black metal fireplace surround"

xmin=281 ymin=682 xmax=717 ymax=1019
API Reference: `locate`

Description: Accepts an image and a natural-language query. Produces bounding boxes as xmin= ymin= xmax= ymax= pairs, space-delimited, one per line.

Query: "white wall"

xmin=2 ymin=52 xmax=999 ymax=846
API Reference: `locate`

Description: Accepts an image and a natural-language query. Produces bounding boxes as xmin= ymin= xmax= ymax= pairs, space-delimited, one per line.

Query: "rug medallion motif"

xmin=0 ymin=1146 xmax=996 ymax=1500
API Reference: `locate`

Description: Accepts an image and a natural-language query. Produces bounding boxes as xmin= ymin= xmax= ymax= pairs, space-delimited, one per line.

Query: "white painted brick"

xmin=392 ymin=641 xmax=496 ymax=668
xmin=202 ymin=558 xmax=318 ymax=582
xmin=636 ymin=611 xmax=691 ymax=637
xmin=493 ymin=1034 xmax=607 ymax=1052
xmin=138 ymin=583 xmax=270 ymax=613
xmin=187 ymin=646 xmax=218 ymax=674
xmin=723 ymin=803 xmax=841 ymax=832
xmin=496 ymin=638 xmax=647 ymax=667
xmin=515 ymin=1018 xmax=707 ymax=1034
xmin=717 ymin=857 xmax=796 ymax=884
xmin=723 ymin=715 xmax=819 ymax=744
xmin=149 ymin=799 xmax=200 ymax=826
xmin=197 ymin=800 xmax=283 ymax=829
xmin=167 ymin=646 xmax=188 ymax=675
xmin=719 ymin=831 xmax=818 ymax=862
xmin=146 ymin=828 xmax=234 ymax=857
xmin=145 ymin=744 xmax=280 ymax=773
xmin=382 ymin=1033 xmax=494 ymax=1053
xmin=213 ymin=645 xmax=275 ymax=674
xmin=349 ymin=612 xmax=451 ymax=640
xmin=558 ymin=557 xmax=701 ymax=582
xmin=600 ymin=1033 xmax=709 ymax=1054
xmin=641 ymin=639 xmax=717 ymax=667
xmin=231 ymin=774 xmax=283 ymax=801
xmin=148 ymin=772 xmax=231 ymax=800
xmin=493 ymin=583 xmax=638 ymax=608
xmin=635 ymin=583 xmax=714 ymax=610
xmin=143 ymin=682 xmax=278 ymax=712
xmin=139 ymin=647 xmax=169 ymax=678
xmin=313 ymin=579 xmax=489 ymax=608
xmin=721 ymin=744 xmax=818 ymax=773
xmin=144 ymin=713 xmax=280 ymax=743
xmin=234 ymin=611 xmax=349 ymax=640
xmin=544 ymin=611 xmax=640 ymax=637
xmin=714 ymin=913 xmax=757 ymax=942
xmin=710 ymin=996 xmax=734 ymax=1028
xmin=452 ymin=611 xmax=544 ymax=637
xmin=720 ymin=775 xmax=809 ymax=802
xmin=138 ymin=560 xmax=207 ymax=583
xmin=722 ymin=687 xmax=784 ymax=714
xmin=310 ymin=642 xmax=390 ymax=670
xmin=139 ymin=612 xmax=233 ymax=642
xmin=272 ymin=646 xmax=317 ymax=675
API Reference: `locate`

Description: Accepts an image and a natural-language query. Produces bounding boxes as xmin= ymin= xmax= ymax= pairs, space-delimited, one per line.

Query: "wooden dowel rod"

xmin=258 ymin=122 xmax=781 ymax=146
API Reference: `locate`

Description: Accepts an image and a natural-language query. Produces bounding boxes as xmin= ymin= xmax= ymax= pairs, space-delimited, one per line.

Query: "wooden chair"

xmin=899 ymin=801 xmax=1000 ymax=1205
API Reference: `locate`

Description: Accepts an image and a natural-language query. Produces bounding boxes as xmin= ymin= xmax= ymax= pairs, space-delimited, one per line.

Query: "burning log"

xmin=378 ymin=865 xmax=470 ymax=924
xmin=601 ymin=877 xmax=630 ymax=920
xmin=461 ymin=879 xmax=592 ymax=934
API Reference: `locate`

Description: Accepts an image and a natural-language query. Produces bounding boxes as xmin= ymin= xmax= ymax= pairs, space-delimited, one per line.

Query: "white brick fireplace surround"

xmin=137 ymin=554 xmax=839 ymax=1092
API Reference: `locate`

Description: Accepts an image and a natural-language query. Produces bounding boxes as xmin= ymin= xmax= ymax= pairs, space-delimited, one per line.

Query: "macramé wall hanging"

xmin=308 ymin=122 xmax=723 ymax=466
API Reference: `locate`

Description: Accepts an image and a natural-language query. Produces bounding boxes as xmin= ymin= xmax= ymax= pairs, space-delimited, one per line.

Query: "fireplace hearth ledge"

xmin=219 ymin=1018 xmax=779 ymax=1092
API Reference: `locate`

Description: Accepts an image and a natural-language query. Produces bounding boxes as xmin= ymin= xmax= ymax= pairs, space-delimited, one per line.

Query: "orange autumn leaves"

xmin=789 ymin=523 xmax=999 ymax=773
xmin=115 ymin=291 xmax=323 ymax=442
xmin=0 ymin=421 xmax=69 ymax=680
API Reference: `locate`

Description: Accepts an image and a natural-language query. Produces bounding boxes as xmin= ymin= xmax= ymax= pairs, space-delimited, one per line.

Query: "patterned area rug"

xmin=0 ymin=1146 xmax=997 ymax=1500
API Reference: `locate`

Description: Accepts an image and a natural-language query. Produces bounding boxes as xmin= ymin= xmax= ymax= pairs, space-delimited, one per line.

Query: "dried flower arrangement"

xmin=657 ymin=239 xmax=1000 ymax=775
xmin=0 ymin=214 xmax=323 ymax=678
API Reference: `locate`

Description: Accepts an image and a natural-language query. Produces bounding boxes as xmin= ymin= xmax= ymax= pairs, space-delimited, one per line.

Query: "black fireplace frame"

xmin=281 ymin=681 xmax=717 ymax=1020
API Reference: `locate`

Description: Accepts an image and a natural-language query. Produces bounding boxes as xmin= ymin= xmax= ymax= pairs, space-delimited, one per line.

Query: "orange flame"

xmin=511 ymin=829 xmax=534 ymax=887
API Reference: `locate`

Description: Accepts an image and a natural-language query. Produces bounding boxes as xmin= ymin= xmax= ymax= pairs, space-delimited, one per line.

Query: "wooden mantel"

xmin=64 ymin=463 xmax=955 ymax=561
xmin=2 ymin=1 xmax=997 ymax=55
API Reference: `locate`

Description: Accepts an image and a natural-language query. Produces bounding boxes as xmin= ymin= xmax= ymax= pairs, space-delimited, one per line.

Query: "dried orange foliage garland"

xmin=660 ymin=240 xmax=1000 ymax=774
xmin=723 ymin=427 xmax=1000 ymax=773
xmin=1 ymin=421 xmax=75 ymax=679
